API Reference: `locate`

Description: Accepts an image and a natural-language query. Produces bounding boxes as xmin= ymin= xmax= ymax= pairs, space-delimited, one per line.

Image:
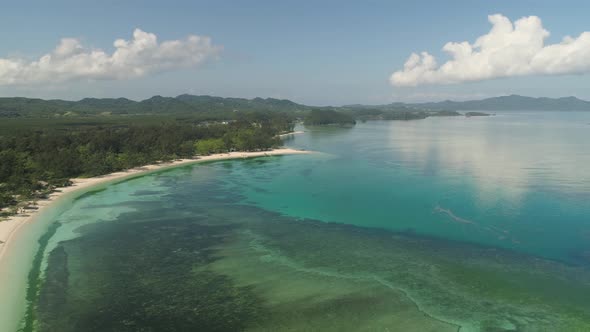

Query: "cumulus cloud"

xmin=0 ymin=29 xmax=221 ymax=85
xmin=390 ymin=14 xmax=590 ymax=87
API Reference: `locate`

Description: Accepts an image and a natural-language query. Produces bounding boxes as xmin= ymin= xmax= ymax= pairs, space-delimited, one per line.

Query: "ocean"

xmin=24 ymin=112 xmax=590 ymax=331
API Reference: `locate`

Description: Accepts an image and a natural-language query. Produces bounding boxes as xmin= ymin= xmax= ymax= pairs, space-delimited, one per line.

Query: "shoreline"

xmin=0 ymin=147 xmax=310 ymax=332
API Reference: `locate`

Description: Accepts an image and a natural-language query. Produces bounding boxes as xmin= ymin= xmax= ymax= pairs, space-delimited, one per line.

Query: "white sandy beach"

xmin=0 ymin=147 xmax=310 ymax=332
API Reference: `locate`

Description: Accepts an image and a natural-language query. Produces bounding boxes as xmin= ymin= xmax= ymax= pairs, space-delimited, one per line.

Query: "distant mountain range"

xmin=0 ymin=94 xmax=310 ymax=117
xmin=1 ymin=94 xmax=589 ymax=118
xmin=393 ymin=95 xmax=590 ymax=111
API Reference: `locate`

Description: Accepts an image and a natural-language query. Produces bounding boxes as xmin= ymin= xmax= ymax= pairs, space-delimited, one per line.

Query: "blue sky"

xmin=1 ymin=0 xmax=589 ymax=105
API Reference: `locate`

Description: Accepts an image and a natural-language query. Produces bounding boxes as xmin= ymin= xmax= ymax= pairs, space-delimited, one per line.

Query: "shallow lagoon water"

xmin=27 ymin=112 xmax=590 ymax=331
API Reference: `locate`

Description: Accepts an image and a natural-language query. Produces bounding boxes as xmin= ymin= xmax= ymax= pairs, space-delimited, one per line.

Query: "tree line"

xmin=303 ymin=109 xmax=356 ymax=125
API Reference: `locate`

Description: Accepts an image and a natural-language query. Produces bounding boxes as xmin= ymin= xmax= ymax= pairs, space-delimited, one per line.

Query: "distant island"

xmin=429 ymin=110 xmax=463 ymax=117
xmin=465 ymin=111 xmax=491 ymax=117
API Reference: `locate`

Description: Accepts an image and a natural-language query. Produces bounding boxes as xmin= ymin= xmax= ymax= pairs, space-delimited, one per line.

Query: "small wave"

xmin=434 ymin=205 xmax=519 ymax=244
xmin=434 ymin=205 xmax=475 ymax=225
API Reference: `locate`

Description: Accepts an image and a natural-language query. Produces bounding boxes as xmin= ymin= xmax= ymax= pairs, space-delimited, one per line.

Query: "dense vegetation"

xmin=304 ymin=109 xmax=356 ymax=125
xmin=0 ymin=110 xmax=293 ymax=213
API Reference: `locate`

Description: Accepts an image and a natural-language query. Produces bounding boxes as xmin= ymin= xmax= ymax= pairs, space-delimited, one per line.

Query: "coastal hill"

xmin=0 ymin=94 xmax=311 ymax=118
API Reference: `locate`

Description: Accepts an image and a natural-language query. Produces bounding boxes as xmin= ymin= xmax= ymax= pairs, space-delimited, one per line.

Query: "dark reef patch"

xmin=36 ymin=218 xmax=266 ymax=332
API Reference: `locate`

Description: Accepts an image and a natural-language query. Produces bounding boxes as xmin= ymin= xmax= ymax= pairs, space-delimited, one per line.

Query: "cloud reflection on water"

xmin=384 ymin=113 xmax=590 ymax=209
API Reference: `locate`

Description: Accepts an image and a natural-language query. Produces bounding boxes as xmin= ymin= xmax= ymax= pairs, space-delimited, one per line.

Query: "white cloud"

xmin=390 ymin=14 xmax=590 ymax=87
xmin=0 ymin=29 xmax=221 ymax=85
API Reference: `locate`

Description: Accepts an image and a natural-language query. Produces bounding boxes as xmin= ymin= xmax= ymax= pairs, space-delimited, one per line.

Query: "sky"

xmin=1 ymin=0 xmax=590 ymax=105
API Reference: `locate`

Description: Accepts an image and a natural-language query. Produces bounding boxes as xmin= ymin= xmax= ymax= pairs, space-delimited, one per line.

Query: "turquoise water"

xmin=26 ymin=112 xmax=590 ymax=331
xmin=239 ymin=113 xmax=590 ymax=264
